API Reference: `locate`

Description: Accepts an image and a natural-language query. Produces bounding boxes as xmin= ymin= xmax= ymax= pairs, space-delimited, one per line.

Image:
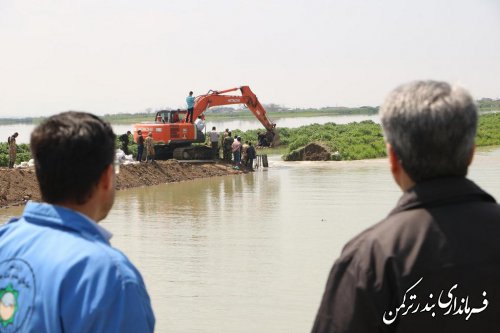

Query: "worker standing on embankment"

xmin=145 ymin=132 xmax=155 ymax=163
xmin=209 ymin=126 xmax=220 ymax=159
xmin=232 ymin=136 xmax=242 ymax=167
xmin=136 ymin=130 xmax=144 ymax=162
xmin=223 ymin=132 xmax=234 ymax=163
xmin=7 ymin=132 xmax=18 ymax=168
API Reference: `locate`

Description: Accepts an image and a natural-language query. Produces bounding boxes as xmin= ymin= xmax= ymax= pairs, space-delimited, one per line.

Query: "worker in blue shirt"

xmin=186 ymin=91 xmax=195 ymax=123
xmin=0 ymin=112 xmax=155 ymax=332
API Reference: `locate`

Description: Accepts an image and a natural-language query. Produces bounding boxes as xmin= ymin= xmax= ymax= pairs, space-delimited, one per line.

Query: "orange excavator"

xmin=132 ymin=86 xmax=278 ymax=160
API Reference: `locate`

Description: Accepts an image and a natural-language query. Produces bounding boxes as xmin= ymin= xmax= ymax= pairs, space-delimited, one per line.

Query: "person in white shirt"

xmin=195 ymin=116 xmax=206 ymax=132
xmin=209 ymin=127 xmax=220 ymax=159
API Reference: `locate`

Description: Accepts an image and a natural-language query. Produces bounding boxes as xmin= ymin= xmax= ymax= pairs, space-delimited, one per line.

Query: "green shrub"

xmin=477 ymin=113 xmax=500 ymax=146
xmin=0 ymin=143 xmax=32 ymax=166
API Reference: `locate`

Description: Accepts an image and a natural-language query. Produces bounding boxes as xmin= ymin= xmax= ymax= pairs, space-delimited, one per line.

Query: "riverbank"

xmin=0 ymin=160 xmax=241 ymax=208
xmin=3 ymin=113 xmax=499 ymax=165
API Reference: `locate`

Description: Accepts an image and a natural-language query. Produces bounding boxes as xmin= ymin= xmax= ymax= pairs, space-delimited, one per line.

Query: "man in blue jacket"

xmin=0 ymin=112 xmax=155 ymax=332
xmin=186 ymin=91 xmax=195 ymax=123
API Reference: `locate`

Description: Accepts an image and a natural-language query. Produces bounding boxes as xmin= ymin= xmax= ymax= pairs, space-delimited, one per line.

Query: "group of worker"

xmin=116 ymin=90 xmax=265 ymax=167
xmin=215 ymin=128 xmax=257 ymax=169
xmin=118 ymin=130 xmax=155 ymax=163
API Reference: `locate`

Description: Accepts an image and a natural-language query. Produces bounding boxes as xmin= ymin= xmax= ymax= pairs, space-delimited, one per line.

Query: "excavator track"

xmin=172 ymin=145 xmax=213 ymax=160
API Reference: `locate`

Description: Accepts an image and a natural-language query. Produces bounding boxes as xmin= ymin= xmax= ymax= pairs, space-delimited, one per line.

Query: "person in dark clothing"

xmin=246 ymin=142 xmax=256 ymax=170
xmin=257 ymin=132 xmax=266 ymax=147
xmin=7 ymin=132 xmax=18 ymax=168
xmin=265 ymin=130 xmax=274 ymax=147
xmin=119 ymin=131 xmax=131 ymax=155
xmin=136 ymin=130 xmax=145 ymax=162
xmin=313 ymin=80 xmax=500 ymax=332
xmin=223 ymin=132 xmax=234 ymax=163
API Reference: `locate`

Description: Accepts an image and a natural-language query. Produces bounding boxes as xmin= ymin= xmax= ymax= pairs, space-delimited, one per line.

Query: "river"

xmin=1 ymin=147 xmax=499 ymax=332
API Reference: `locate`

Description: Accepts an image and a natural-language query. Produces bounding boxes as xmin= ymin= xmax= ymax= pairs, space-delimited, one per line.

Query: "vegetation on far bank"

xmin=2 ymin=113 xmax=500 ymax=167
xmin=478 ymin=98 xmax=500 ymax=111
xmin=232 ymin=121 xmax=386 ymax=161
xmin=236 ymin=113 xmax=500 ymax=161
xmin=2 ymin=98 xmax=498 ymax=125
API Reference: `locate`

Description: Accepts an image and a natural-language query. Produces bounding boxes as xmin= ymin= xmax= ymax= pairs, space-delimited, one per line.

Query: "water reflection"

xmin=104 ymin=149 xmax=500 ymax=332
xmin=101 ymin=158 xmax=402 ymax=332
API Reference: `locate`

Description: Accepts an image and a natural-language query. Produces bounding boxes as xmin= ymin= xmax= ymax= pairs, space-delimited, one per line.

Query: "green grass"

xmin=0 ymin=143 xmax=32 ymax=167
xmin=478 ymin=99 xmax=500 ymax=111
xmin=279 ymin=121 xmax=386 ymax=161
xmin=276 ymin=113 xmax=500 ymax=161
xmin=476 ymin=113 xmax=500 ymax=146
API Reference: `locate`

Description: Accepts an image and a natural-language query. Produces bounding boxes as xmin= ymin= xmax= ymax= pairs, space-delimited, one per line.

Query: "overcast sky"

xmin=1 ymin=0 xmax=499 ymax=117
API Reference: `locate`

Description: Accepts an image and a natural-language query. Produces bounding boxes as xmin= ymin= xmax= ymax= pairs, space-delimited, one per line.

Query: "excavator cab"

xmin=154 ymin=110 xmax=185 ymax=124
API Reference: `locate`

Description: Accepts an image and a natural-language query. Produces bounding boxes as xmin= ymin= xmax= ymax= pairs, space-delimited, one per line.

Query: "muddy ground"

xmin=0 ymin=160 xmax=241 ymax=208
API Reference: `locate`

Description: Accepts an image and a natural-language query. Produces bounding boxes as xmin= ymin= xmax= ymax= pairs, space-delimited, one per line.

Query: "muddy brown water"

xmin=1 ymin=148 xmax=499 ymax=332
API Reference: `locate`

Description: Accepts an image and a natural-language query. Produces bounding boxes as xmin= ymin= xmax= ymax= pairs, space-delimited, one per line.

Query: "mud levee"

xmin=0 ymin=160 xmax=242 ymax=208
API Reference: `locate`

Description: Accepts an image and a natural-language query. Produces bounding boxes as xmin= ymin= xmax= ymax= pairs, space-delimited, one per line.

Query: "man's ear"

xmin=387 ymin=143 xmax=400 ymax=175
xmin=99 ymin=164 xmax=114 ymax=191
xmin=467 ymin=144 xmax=476 ymax=166
xmin=386 ymin=143 xmax=416 ymax=191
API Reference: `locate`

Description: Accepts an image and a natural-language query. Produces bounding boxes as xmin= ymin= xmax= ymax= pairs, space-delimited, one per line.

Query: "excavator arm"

xmin=190 ymin=85 xmax=278 ymax=146
xmin=192 ymin=86 xmax=277 ymax=133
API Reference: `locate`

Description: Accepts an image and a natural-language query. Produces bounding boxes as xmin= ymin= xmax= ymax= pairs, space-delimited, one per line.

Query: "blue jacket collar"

xmin=16 ymin=201 xmax=113 ymax=244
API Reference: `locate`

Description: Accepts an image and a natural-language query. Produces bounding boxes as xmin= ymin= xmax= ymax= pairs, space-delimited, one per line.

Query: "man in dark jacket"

xmin=119 ymin=131 xmax=131 ymax=155
xmin=136 ymin=130 xmax=144 ymax=162
xmin=313 ymin=81 xmax=500 ymax=332
xmin=246 ymin=142 xmax=256 ymax=170
xmin=223 ymin=132 xmax=234 ymax=163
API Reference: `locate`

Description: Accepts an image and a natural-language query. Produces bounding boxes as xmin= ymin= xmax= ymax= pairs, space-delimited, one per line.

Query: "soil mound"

xmin=0 ymin=168 xmax=39 ymax=207
xmin=303 ymin=143 xmax=331 ymax=161
xmin=284 ymin=142 xmax=331 ymax=161
xmin=0 ymin=160 xmax=241 ymax=208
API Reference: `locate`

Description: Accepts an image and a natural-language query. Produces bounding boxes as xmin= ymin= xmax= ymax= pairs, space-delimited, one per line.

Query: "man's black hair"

xmin=30 ymin=111 xmax=116 ymax=204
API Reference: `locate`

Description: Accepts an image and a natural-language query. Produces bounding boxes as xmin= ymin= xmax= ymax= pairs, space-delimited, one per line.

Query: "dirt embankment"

xmin=0 ymin=160 xmax=241 ymax=208
xmin=285 ymin=142 xmax=333 ymax=161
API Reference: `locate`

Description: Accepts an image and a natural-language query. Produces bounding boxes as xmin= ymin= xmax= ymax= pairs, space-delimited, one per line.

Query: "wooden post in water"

xmin=262 ymin=154 xmax=268 ymax=167
xmin=256 ymin=154 xmax=268 ymax=168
